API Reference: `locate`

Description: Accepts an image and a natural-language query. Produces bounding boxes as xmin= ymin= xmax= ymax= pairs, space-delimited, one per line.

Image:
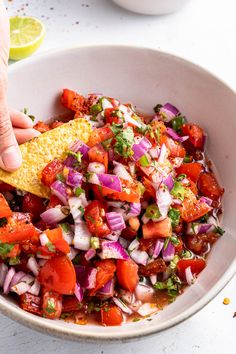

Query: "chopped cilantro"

xmin=110 ymin=123 xmax=123 ymax=135
xmin=198 ymin=213 xmax=209 ymax=223
xmin=75 ymin=187 xmax=85 ymax=197
xmin=170 ymin=255 xmax=180 ymax=269
xmin=45 ymin=299 xmax=56 ymax=314
xmin=60 ymin=223 xmax=70 ymax=233
xmin=87 ymin=215 xmax=95 ymax=224
xmin=176 ymin=174 xmax=187 ymax=182
xmin=168 ymin=208 xmax=180 ymax=228
xmin=170 ymin=181 xmax=186 ymax=201
xmin=183 ymin=155 xmax=192 ymax=163
xmin=46 ymin=242 xmax=56 ymax=253
xmin=22 ymin=107 xmax=35 ymax=122
xmin=139 ymin=154 xmax=150 ymax=167
xmin=137 ymin=124 xmax=151 ymax=135
xmin=170 ymin=235 xmax=180 ymax=246
xmin=61 ymin=312 xmax=73 ymax=319
xmin=56 ymin=172 xmax=65 ymax=182
xmin=214 ymin=226 xmax=225 ymax=236
xmin=113 ymin=127 xmax=134 ymax=158
xmin=154 ymin=281 xmax=166 ymax=290
xmin=9 ymin=256 xmax=20 ymax=265
xmin=0 ymin=217 xmax=7 ymax=227
xmin=90 ymin=103 xmax=102 ymax=116
xmin=181 ymin=249 xmax=193 ymax=259
xmin=72 ymin=254 xmax=80 ymax=265
xmin=0 ymin=242 xmax=14 ymax=257
xmin=132 ymin=317 xmax=141 ymax=322
xmin=101 ymin=138 xmax=113 ymax=150
xmin=78 ymin=206 xmax=84 ymax=216
xmin=145 ymin=204 xmax=161 ymax=220
xmin=171 ymin=115 xmax=186 ymax=132
xmin=153 ymin=103 xmax=162 ymax=113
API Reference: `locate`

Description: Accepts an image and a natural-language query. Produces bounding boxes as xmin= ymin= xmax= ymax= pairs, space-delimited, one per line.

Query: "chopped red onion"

xmin=75 ymin=265 xmax=97 ymax=289
xmin=159 ymin=103 xmax=179 ymax=122
xmin=163 ymin=175 xmax=174 ymax=191
xmin=199 ymin=196 xmax=213 ymax=206
xmin=3 ymin=267 xmax=16 ymax=294
xmin=162 ymin=241 xmax=175 ymax=262
xmin=106 ymin=201 xmax=123 ymax=208
xmin=38 ymin=259 xmax=47 ymax=267
xmin=132 ymin=137 xmax=152 ymax=161
xmin=135 ymin=283 xmax=154 ymax=302
xmin=101 ymin=241 xmax=129 ymax=260
xmin=88 ymin=173 xmax=122 ymax=193
xmin=11 ymin=282 xmax=31 ymax=295
xmin=141 ymin=214 xmax=150 ymax=224
xmin=149 ymin=147 xmax=160 ymax=159
xmin=85 ymin=248 xmax=96 ymax=261
xmin=113 ymin=162 xmax=133 ymax=182
xmin=40 ymin=206 xmax=69 ymax=225
xmin=112 ymin=297 xmax=132 ymax=315
xmin=39 ymin=233 xmax=49 ymax=246
xmin=68 ymin=197 xmax=85 ymax=223
xmin=129 ymin=202 xmax=141 ymax=216
xmin=27 ymin=257 xmax=39 ymax=276
xmin=67 ymin=247 xmax=79 ymax=261
xmin=97 ymin=278 xmax=115 ymax=298
xmin=186 ymin=223 xmax=213 ymax=235
xmin=158 ymin=143 xmax=168 ymax=164
xmin=10 ymin=271 xmax=25 ymax=288
xmin=0 ymin=263 xmax=8 ymax=287
xmin=106 ymin=212 xmax=126 ymax=231
xmin=61 ymin=224 xmax=74 ymax=245
xmin=172 ymin=198 xmax=183 ymax=205
xmin=130 ymin=249 xmax=149 ymax=266
xmin=101 ymin=98 xmax=113 ymax=109
xmin=88 ymin=162 xmax=105 ymax=174
xmin=105 ymin=231 xmax=121 ymax=242
xmin=153 ymin=239 xmax=164 ymax=259
xmin=128 ymin=162 xmax=136 ymax=176
xmin=108 ymin=149 xmax=114 ymax=161
xmin=69 ymin=139 xmax=90 ymax=160
xmin=119 ymin=237 xmax=130 ymax=249
xmin=51 ymin=180 xmax=68 ymax=205
xmin=185 ymin=266 xmax=195 ymax=285
xmin=63 ymin=155 xmax=78 ymax=167
xmin=156 ymin=184 xmax=172 ymax=218
xmin=28 ymin=279 xmax=41 ymax=296
xmin=119 ymin=104 xmax=142 ymax=128
xmin=74 ymin=282 xmax=84 ymax=302
xmin=21 ymin=274 xmax=34 ymax=285
xmin=128 ymin=238 xmax=140 ymax=252
xmin=128 ymin=300 xmax=142 ymax=312
xmin=172 ymin=157 xmax=184 ymax=168
xmin=73 ymin=222 xmax=91 ymax=251
xmin=166 ymin=127 xmax=189 ymax=143
xmin=150 ymin=275 xmax=157 ymax=285
xmin=137 ymin=303 xmax=158 ymax=317
xmin=65 ymin=168 xmax=83 ymax=187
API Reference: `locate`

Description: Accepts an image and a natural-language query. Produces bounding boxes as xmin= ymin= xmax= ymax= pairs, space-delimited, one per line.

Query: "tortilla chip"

xmin=0 ymin=119 xmax=92 ymax=198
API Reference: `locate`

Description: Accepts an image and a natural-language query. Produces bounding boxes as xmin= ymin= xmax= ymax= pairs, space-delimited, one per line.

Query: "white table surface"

xmin=2 ymin=0 xmax=236 ymax=353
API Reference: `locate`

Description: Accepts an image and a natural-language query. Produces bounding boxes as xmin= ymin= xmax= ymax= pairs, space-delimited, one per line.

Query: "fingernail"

xmin=2 ymin=146 xmax=22 ymax=170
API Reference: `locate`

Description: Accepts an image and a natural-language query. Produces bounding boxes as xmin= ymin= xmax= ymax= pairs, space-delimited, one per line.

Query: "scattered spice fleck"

xmin=223 ymin=297 xmax=230 ymax=305
xmin=233 ymin=312 xmax=236 ymax=318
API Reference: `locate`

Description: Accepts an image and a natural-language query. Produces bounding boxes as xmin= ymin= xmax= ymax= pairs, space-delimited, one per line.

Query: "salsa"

xmin=0 ymin=90 xmax=224 ymax=326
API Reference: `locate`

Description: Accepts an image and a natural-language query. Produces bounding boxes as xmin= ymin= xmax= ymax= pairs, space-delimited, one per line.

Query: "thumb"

xmin=0 ymin=97 xmax=22 ymax=171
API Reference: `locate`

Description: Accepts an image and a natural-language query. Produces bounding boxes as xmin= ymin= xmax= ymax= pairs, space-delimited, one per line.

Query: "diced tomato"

xmin=128 ymin=217 xmax=140 ymax=232
xmin=0 ymin=212 xmax=39 ymax=243
xmin=5 ymin=243 xmax=21 ymax=258
xmin=22 ymin=193 xmax=46 ymax=221
xmin=0 ymin=182 xmax=15 ymax=192
xmin=0 ymin=193 xmax=12 ymax=218
xmin=89 ymin=259 xmax=116 ymax=296
xmin=139 ymin=259 xmax=167 ymax=276
xmin=38 ymin=255 xmax=76 ymax=295
xmin=48 ymin=195 xmax=62 ymax=209
xmin=45 ymin=228 xmax=70 ymax=254
xmin=162 ymin=136 xmax=186 ymax=158
xmin=87 ymin=124 xmax=114 ymax=147
xmin=61 ymin=89 xmax=88 ymax=114
xmin=21 ymin=239 xmax=39 ymax=256
xmin=188 ymin=179 xmax=198 ymax=196
xmin=176 ymin=162 xmax=202 ymax=183
xmin=142 ymin=177 xmax=156 ymax=199
xmin=84 ymin=200 xmax=110 ymax=238
xmin=120 ymin=226 xmax=137 ymax=240
xmin=181 ymin=197 xmax=212 ymax=222
xmin=177 ymin=259 xmax=206 ymax=280
xmin=104 ymin=108 xmax=123 ymax=125
xmin=33 ymin=121 xmax=50 ymax=133
xmin=100 ymin=178 xmax=141 ymax=203
xmin=116 ymin=259 xmax=139 ymax=293
xmin=42 ymin=291 xmax=62 ymax=319
xmin=139 ymin=238 xmax=156 ymax=252
xmin=142 ymin=218 xmax=172 ymax=239
xmin=19 ymin=293 xmax=42 ymax=315
xmin=198 ymin=172 xmax=224 ymax=201
xmin=175 ymin=237 xmax=183 ymax=254
xmin=62 ymin=296 xmax=83 ymax=312
xmin=88 ymin=144 xmax=108 ymax=172
xmin=101 ymin=305 xmax=123 ymax=326
xmin=147 ymin=121 xmax=166 ymax=146
xmin=182 ymin=123 xmax=204 ymax=150
xmin=41 ymin=159 xmax=63 ymax=187
xmin=50 ymin=121 xmax=64 ymax=129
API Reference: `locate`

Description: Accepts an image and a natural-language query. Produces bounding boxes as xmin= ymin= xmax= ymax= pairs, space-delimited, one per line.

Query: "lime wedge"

xmin=9 ymin=16 xmax=45 ymax=61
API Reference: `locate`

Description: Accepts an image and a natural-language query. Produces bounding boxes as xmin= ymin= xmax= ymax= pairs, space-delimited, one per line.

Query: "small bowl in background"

xmin=112 ymin=0 xmax=191 ymax=15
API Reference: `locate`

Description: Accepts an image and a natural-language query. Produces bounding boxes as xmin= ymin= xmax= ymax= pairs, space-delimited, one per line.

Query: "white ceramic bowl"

xmin=112 ymin=0 xmax=191 ymax=15
xmin=1 ymin=45 xmax=236 ymax=341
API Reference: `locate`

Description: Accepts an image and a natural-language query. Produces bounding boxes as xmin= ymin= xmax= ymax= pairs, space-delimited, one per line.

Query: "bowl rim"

xmin=2 ymin=44 xmax=236 ymax=342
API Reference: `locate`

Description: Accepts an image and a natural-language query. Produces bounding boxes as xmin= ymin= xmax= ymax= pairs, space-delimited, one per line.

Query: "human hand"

xmin=0 ymin=1 xmax=40 ymax=172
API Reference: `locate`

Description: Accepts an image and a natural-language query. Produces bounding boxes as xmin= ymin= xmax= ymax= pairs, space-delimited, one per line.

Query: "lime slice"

xmin=9 ymin=16 xmax=45 ymax=61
